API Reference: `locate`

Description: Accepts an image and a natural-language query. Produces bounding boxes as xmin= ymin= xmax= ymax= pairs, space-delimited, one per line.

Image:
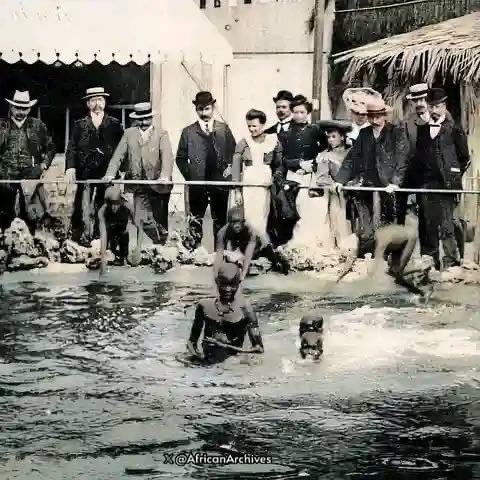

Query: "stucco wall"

xmin=200 ymin=0 xmax=314 ymax=53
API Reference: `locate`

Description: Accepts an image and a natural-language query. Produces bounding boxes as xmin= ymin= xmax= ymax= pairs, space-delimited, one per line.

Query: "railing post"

xmin=372 ymin=191 xmax=381 ymax=229
xmin=474 ymin=170 xmax=480 ymax=264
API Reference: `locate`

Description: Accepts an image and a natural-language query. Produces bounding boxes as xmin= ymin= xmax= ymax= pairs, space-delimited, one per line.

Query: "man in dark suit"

xmin=0 ymin=90 xmax=56 ymax=233
xmin=65 ymin=87 xmax=124 ymax=244
xmin=415 ymin=88 xmax=470 ymax=270
xmin=176 ymin=91 xmax=236 ymax=250
xmin=264 ymin=90 xmax=294 ymax=148
xmin=335 ymin=97 xmax=409 ymax=256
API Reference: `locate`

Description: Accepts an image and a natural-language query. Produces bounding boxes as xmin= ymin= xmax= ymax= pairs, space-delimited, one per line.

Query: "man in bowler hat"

xmin=264 ymin=90 xmax=294 ymax=148
xmin=415 ymin=88 xmax=470 ymax=270
xmin=176 ymin=91 xmax=236 ymax=250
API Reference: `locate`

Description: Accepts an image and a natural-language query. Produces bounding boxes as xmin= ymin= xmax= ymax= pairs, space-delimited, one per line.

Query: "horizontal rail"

xmin=0 ymin=178 xmax=477 ymax=195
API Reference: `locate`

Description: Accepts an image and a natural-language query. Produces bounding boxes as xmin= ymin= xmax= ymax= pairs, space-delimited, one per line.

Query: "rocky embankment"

xmin=1 ymin=218 xmax=479 ymax=285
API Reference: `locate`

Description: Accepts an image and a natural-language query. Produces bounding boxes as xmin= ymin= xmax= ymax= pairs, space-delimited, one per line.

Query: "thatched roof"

xmin=333 ymin=12 xmax=480 ymax=84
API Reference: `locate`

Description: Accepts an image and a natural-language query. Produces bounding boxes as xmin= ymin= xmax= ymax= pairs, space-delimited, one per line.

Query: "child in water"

xmin=98 ymin=186 xmax=143 ymax=271
xmin=299 ymin=312 xmax=324 ymax=360
xmin=186 ymin=262 xmax=264 ymax=365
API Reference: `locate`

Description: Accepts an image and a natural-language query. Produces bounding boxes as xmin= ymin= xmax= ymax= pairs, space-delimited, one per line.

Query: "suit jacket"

xmin=65 ymin=114 xmax=123 ymax=179
xmin=415 ymin=116 xmax=470 ymax=190
xmin=106 ymin=126 xmax=174 ymax=194
xmin=176 ymin=120 xmax=236 ymax=181
xmin=265 ymin=120 xmax=292 ymax=149
xmin=0 ymin=117 xmax=56 ymax=169
xmin=336 ymin=123 xmax=409 ymax=187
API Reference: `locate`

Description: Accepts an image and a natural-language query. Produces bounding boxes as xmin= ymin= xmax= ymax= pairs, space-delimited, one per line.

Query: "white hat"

xmin=406 ymin=83 xmax=429 ymax=100
xmin=5 ymin=90 xmax=38 ymax=108
xmin=129 ymin=102 xmax=155 ymax=119
xmin=82 ymin=87 xmax=110 ymax=100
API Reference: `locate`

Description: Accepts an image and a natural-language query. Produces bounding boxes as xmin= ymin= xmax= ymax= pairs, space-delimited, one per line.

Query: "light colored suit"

xmin=106 ymin=125 xmax=174 ymax=194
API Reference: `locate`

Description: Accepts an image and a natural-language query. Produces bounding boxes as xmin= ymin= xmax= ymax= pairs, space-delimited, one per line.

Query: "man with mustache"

xmin=0 ymin=90 xmax=56 ymax=233
xmin=415 ymin=88 xmax=470 ymax=270
xmin=176 ymin=91 xmax=236 ymax=250
xmin=104 ymin=102 xmax=174 ymax=245
xmin=335 ymin=97 xmax=409 ymax=257
xmin=264 ymin=90 xmax=294 ymax=148
xmin=65 ymin=87 xmax=123 ymax=245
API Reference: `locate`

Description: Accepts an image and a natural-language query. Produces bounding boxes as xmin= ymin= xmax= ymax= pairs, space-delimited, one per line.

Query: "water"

xmin=1 ymin=266 xmax=479 ymax=479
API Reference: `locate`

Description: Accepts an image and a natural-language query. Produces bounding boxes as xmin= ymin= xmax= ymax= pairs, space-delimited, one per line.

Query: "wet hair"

xmin=299 ymin=312 xmax=324 ymax=336
xmin=291 ymin=94 xmax=313 ymax=113
xmin=104 ymin=185 xmax=122 ymax=203
xmin=216 ymin=262 xmax=241 ymax=284
xmin=246 ymin=109 xmax=267 ymax=125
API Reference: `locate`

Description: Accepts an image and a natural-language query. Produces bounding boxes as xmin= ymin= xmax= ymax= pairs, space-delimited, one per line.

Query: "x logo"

xmin=163 ymin=453 xmax=174 ymax=464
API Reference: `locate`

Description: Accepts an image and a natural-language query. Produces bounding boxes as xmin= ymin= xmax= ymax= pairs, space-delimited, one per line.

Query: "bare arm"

xmin=214 ymin=227 xmax=227 ymax=277
xmin=244 ymin=301 xmax=264 ymax=353
xmin=187 ymin=304 xmax=205 ymax=358
xmin=99 ymin=205 xmax=108 ymax=274
xmin=241 ymin=236 xmax=257 ymax=281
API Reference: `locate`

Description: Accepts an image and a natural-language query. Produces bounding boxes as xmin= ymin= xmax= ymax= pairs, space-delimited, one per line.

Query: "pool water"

xmin=0 ymin=266 xmax=479 ymax=479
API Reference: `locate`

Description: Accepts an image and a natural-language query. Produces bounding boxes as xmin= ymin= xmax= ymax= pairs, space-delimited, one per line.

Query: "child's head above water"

xmin=299 ymin=312 xmax=324 ymax=336
xmin=104 ymin=186 xmax=123 ymax=212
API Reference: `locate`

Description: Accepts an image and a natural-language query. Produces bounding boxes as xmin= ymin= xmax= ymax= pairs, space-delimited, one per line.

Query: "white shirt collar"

xmin=90 ymin=111 xmax=105 ymax=128
xmin=430 ymin=114 xmax=445 ymax=126
xmin=139 ymin=124 xmax=154 ymax=141
xmin=200 ymin=118 xmax=214 ymax=133
xmin=11 ymin=117 xmax=27 ymax=128
xmin=277 ymin=116 xmax=292 ymax=133
xmin=419 ymin=111 xmax=430 ymax=122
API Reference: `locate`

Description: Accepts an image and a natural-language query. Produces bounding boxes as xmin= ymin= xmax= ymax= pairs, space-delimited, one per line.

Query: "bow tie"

xmin=280 ymin=120 xmax=290 ymax=126
xmin=429 ymin=124 xmax=441 ymax=128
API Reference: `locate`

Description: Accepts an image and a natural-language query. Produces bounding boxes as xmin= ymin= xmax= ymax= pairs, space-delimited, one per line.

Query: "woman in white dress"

xmin=231 ymin=109 xmax=283 ymax=242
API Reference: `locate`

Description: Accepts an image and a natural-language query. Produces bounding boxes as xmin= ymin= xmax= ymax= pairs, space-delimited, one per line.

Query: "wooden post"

xmin=65 ymin=106 xmax=70 ymax=153
xmin=311 ymin=0 xmax=325 ymax=123
xmin=321 ymin=0 xmax=335 ymax=120
xmin=149 ymin=60 xmax=163 ymax=128
xmin=373 ymin=191 xmax=381 ymax=229
xmin=474 ymin=170 xmax=480 ymax=264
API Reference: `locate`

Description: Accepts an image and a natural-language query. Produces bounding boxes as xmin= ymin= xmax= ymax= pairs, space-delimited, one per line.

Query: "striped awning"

xmin=0 ymin=0 xmax=232 ymax=66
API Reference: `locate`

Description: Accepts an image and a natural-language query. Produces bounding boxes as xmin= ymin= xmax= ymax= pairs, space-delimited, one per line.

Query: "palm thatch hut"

xmin=333 ymin=12 xmax=480 ymax=225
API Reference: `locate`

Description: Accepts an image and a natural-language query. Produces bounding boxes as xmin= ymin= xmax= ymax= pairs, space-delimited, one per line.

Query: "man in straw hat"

xmin=415 ymin=88 xmax=470 ymax=270
xmin=0 ymin=90 xmax=56 ymax=233
xmin=335 ymin=96 xmax=409 ymax=256
xmin=65 ymin=87 xmax=123 ymax=244
xmin=104 ymin=102 xmax=174 ymax=245
xmin=342 ymin=88 xmax=379 ymax=145
xmin=176 ymin=91 xmax=236 ymax=251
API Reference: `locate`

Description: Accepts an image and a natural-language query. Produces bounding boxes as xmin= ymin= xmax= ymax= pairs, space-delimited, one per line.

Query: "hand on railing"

xmin=385 ymin=184 xmax=399 ymax=194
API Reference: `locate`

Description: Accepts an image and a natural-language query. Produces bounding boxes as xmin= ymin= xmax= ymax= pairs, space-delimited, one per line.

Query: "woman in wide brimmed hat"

xmin=314 ymin=120 xmax=353 ymax=249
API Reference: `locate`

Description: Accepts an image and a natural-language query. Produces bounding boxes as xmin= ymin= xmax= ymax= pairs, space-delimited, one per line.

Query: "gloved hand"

xmin=329 ymin=182 xmax=343 ymax=193
xmin=385 ymin=183 xmax=399 ymax=194
xmin=299 ymin=160 xmax=313 ymax=173
xmin=65 ymin=168 xmax=76 ymax=184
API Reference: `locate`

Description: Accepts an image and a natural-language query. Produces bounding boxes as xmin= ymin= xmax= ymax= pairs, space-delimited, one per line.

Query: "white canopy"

xmin=0 ymin=0 xmax=232 ymax=65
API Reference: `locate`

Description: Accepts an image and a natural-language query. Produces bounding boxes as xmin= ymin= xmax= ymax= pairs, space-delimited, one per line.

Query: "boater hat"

xmin=406 ymin=83 xmax=429 ymax=100
xmin=427 ymin=88 xmax=448 ymax=105
xmin=82 ymin=87 xmax=110 ymax=100
xmin=318 ymin=119 xmax=352 ymax=133
xmin=366 ymin=97 xmax=392 ymax=115
xmin=5 ymin=90 xmax=38 ymax=108
xmin=193 ymin=91 xmax=216 ymax=108
xmin=129 ymin=102 xmax=155 ymax=119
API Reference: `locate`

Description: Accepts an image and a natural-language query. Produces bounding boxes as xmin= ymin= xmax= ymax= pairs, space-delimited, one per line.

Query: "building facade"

xmin=197 ymin=0 xmax=315 ymax=137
